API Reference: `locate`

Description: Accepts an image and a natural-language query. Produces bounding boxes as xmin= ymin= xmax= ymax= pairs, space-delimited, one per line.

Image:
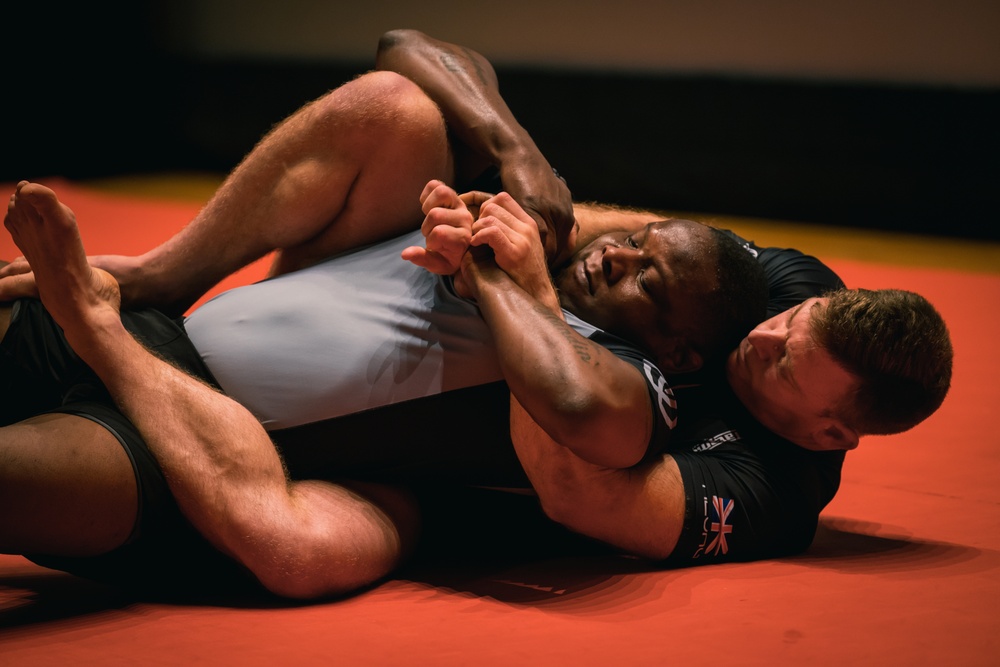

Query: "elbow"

xmin=535 ymin=490 xmax=583 ymax=531
xmin=376 ymin=29 xmax=424 ymax=68
xmin=538 ymin=391 xmax=647 ymax=468
xmin=537 ymin=385 xmax=602 ymax=443
xmin=529 ymin=466 xmax=599 ymax=530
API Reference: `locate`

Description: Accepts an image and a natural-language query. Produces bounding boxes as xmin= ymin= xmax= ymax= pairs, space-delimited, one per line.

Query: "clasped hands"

xmin=402 ymin=180 xmax=555 ymax=304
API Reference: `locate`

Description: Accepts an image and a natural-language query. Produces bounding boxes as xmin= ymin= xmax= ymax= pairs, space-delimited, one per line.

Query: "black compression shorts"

xmin=0 ymin=299 xmax=256 ymax=592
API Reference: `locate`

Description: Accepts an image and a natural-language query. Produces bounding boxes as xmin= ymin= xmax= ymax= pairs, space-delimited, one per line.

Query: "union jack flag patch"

xmin=707 ymin=496 xmax=735 ymax=556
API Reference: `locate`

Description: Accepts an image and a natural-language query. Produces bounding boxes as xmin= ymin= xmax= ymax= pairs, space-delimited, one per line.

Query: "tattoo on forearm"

xmin=439 ymin=51 xmax=462 ymax=75
xmin=534 ymin=302 xmax=599 ymax=365
xmin=438 ymin=47 xmax=490 ymax=86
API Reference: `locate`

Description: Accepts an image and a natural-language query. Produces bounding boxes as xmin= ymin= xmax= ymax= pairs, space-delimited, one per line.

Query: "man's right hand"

xmin=463 ymin=192 xmax=561 ymax=313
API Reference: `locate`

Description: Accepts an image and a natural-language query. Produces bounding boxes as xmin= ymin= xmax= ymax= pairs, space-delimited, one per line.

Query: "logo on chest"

xmin=643 ymin=361 xmax=678 ymax=429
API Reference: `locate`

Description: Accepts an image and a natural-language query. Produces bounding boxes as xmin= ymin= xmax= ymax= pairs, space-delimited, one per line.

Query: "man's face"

xmin=726 ymin=298 xmax=859 ymax=450
xmin=554 ymin=220 xmax=717 ymax=368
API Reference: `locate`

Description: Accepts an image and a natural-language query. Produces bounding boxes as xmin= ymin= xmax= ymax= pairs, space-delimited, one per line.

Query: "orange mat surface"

xmin=1 ymin=179 xmax=998 ymax=665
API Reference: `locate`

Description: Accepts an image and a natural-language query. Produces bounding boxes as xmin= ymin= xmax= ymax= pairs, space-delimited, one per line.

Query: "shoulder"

xmin=662 ymin=383 xmax=845 ymax=562
xmin=714 ymin=228 xmax=846 ymax=318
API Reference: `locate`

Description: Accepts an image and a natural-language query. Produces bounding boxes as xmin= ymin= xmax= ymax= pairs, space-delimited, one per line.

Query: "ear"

xmin=656 ymin=337 xmax=704 ymax=374
xmin=812 ymin=419 xmax=860 ymax=451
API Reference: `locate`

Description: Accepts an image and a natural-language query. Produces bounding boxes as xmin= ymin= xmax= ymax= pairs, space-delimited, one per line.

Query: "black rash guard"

xmin=0 ymin=221 xmax=844 ymax=583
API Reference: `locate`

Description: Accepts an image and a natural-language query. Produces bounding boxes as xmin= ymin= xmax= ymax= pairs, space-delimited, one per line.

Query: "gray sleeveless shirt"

xmin=184 ymin=230 xmax=598 ymax=430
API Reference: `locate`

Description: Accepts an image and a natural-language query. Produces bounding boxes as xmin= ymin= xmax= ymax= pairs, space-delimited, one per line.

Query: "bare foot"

xmin=4 ymin=182 xmax=122 ymax=336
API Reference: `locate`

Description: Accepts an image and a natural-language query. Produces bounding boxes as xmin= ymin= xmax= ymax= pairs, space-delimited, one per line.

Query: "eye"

xmin=626 ymin=235 xmax=639 ymax=249
xmin=638 ymin=269 xmax=649 ymax=293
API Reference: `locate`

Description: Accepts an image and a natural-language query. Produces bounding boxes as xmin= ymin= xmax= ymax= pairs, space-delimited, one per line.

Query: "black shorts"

xmin=0 ymin=299 xmax=257 ymax=593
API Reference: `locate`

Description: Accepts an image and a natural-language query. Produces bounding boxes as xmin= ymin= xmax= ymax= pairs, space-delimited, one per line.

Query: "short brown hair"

xmin=812 ymin=288 xmax=953 ymax=435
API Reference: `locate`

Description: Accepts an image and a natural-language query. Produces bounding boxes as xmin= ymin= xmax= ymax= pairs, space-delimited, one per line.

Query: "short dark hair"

xmin=812 ymin=288 xmax=953 ymax=435
xmin=690 ymin=227 xmax=769 ymax=368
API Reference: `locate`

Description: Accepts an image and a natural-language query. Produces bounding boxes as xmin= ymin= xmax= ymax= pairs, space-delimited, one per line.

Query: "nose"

xmin=747 ymin=322 xmax=785 ymax=362
xmin=601 ymin=244 xmax=638 ymax=285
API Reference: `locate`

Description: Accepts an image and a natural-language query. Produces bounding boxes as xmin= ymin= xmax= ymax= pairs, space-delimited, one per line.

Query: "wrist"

xmin=496 ymin=136 xmax=546 ymax=172
xmin=472 ymin=260 xmax=561 ymax=316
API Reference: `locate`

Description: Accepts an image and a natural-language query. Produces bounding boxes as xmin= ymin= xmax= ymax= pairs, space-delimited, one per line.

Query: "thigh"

xmin=269 ymin=72 xmax=456 ymax=275
xmin=0 ymin=412 xmax=138 ymax=557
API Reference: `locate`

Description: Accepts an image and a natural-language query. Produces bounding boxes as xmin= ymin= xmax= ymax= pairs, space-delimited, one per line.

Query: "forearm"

xmin=471 ymin=263 xmax=651 ymax=468
xmin=377 ymin=29 xmax=575 ymax=263
xmin=377 ymin=29 xmax=533 ymax=180
xmin=571 ymin=201 xmax=663 ymax=248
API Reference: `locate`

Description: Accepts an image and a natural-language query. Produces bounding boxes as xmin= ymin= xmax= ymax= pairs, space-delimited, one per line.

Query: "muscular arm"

xmin=462 ymin=194 xmax=652 ymax=468
xmin=377 ymin=29 xmax=576 ymax=264
xmin=509 ymin=397 xmax=685 ymax=559
xmin=457 ymin=191 xmax=685 ymax=554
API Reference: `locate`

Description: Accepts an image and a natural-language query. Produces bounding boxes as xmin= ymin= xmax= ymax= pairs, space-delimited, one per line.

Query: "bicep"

xmin=565 ymin=457 xmax=687 ymax=560
xmin=511 ymin=398 xmax=684 ymax=559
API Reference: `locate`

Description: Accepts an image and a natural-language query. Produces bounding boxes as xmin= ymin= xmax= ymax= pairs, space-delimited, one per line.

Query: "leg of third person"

xmin=124 ymin=71 xmax=455 ymax=315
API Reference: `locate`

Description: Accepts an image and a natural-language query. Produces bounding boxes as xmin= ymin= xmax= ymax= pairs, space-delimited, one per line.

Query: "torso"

xmin=184 ymin=226 xmax=846 ymax=529
xmin=185 ymin=231 xmax=506 ymax=430
xmin=183 ymin=229 xmax=670 ymax=487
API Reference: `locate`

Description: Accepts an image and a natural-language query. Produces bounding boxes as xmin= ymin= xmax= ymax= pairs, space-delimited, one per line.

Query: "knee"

xmin=352 ymin=69 xmax=429 ymax=106
xmin=247 ymin=482 xmax=421 ymax=601
xmin=318 ymin=71 xmax=445 ymax=144
xmin=353 ymin=69 xmax=437 ymax=112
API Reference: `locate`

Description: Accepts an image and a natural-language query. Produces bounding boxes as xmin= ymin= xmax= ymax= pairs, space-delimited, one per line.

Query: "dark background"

xmin=5 ymin=4 xmax=998 ymax=240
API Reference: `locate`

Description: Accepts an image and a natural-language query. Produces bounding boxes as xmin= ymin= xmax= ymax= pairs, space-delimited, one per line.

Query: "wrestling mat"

xmin=2 ymin=178 xmax=998 ymax=665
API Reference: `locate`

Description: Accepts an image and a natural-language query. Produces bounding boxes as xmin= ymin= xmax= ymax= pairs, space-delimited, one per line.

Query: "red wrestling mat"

xmin=2 ymin=180 xmax=999 ymax=665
